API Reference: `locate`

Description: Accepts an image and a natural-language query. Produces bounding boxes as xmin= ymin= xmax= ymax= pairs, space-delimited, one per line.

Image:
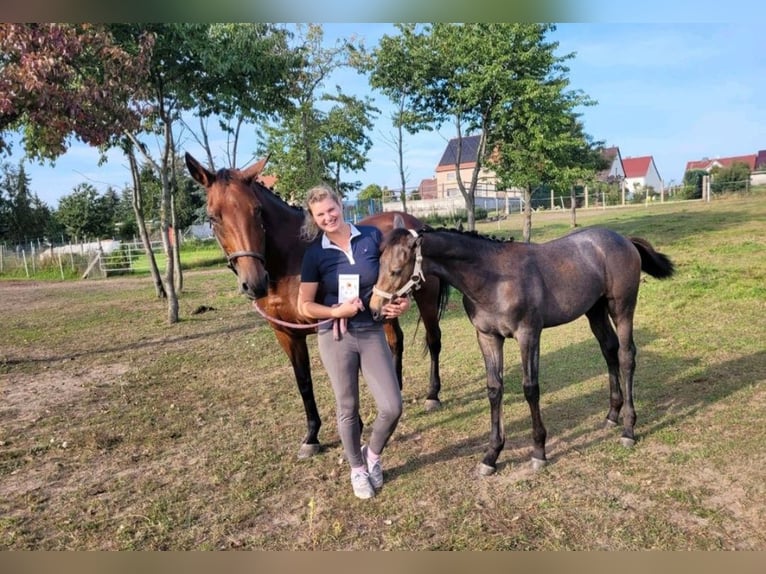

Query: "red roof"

xmin=258 ymin=174 xmax=278 ymax=189
xmin=622 ymin=156 xmax=653 ymax=178
xmin=685 ymin=154 xmax=757 ymax=173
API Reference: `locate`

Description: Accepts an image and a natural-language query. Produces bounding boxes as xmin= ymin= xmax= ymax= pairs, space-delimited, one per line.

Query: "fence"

xmin=0 ymin=238 xmax=168 ymax=280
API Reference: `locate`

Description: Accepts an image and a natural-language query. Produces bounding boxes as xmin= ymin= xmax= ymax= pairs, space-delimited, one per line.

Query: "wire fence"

xmin=0 ymin=238 xmax=170 ymax=280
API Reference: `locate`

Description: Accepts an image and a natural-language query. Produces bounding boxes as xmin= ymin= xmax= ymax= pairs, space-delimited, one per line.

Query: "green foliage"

xmin=0 ymin=24 xmax=154 ymax=161
xmin=357 ymin=183 xmax=383 ymax=201
xmin=56 ymin=183 xmax=116 ymax=240
xmin=260 ymin=24 xmax=374 ymax=201
xmin=711 ymin=162 xmax=751 ymax=194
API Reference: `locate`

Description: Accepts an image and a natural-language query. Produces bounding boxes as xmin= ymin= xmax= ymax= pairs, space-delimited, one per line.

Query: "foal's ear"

xmin=393 ymin=213 xmax=406 ymax=230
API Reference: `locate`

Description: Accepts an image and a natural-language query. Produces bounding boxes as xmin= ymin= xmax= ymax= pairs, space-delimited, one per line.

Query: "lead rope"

xmin=252 ymin=301 xmax=351 ymax=341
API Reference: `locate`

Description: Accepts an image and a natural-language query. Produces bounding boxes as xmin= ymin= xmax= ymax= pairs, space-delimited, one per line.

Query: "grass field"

xmin=1 ymin=194 xmax=764 ymax=550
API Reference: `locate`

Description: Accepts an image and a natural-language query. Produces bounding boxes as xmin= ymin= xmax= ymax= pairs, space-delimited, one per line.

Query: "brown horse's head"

xmin=369 ymin=215 xmax=422 ymax=320
xmin=185 ymin=152 xmax=270 ymax=299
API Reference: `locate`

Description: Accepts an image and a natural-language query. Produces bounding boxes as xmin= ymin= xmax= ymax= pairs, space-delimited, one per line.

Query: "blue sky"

xmin=11 ymin=21 xmax=766 ymax=208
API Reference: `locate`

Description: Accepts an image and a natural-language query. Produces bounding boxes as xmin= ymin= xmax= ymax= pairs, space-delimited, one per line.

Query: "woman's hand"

xmin=381 ymin=295 xmax=410 ymax=319
xmin=332 ymin=297 xmax=365 ymax=318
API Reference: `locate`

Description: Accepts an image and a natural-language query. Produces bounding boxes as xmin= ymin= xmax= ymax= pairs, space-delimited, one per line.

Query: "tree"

xmin=0 ymin=160 xmax=53 ymax=245
xmin=321 ymin=90 xmax=379 ymax=196
xmin=0 ymin=24 xmax=153 ymax=161
xmin=56 ymin=183 xmax=112 ymax=241
xmin=369 ymin=23 xmax=578 ymax=231
xmin=261 ymin=24 xmax=373 ymax=201
xmin=360 ymin=23 xmax=435 ymax=212
xmin=2 ymin=23 xmax=297 ymax=322
xmin=487 ymin=28 xmax=603 ymax=241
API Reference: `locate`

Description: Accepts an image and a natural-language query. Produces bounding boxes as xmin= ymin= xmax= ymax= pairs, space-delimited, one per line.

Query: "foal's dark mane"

xmin=428 ymin=226 xmax=514 ymax=244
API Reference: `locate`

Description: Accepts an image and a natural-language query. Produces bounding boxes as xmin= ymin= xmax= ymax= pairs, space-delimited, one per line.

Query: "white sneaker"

xmin=361 ymin=445 xmax=383 ymax=490
xmin=350 ymin=469 xmax=375 ymax=499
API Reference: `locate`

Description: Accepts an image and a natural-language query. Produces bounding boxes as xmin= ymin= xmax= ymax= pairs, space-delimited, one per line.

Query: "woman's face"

xmin=309 ymin=196 xmax=343 ymax=233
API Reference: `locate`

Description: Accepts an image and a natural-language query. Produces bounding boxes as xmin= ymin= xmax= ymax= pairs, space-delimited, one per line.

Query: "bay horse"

xmin=369 ymin=218 xmax=675 ymax=475
xmin=184 ymin=153 xmax=449 ymax=459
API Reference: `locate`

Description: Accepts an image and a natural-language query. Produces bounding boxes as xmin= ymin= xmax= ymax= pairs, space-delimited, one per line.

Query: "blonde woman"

xmin=297 ymin=184 xmax=409 ymax=499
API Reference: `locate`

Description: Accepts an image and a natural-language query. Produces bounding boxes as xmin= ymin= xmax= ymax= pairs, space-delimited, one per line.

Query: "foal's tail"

xmin=630 ymin=237 xmax=676 ymax=279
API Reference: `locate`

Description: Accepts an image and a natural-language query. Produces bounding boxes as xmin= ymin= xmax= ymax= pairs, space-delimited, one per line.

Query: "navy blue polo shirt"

xmin=300 ymin=224 xmax=382 ymax=330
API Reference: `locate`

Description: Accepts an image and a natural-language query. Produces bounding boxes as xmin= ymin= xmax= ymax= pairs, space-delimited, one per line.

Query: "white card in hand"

xmin=338 ymin=274 xmax=359 ymax=302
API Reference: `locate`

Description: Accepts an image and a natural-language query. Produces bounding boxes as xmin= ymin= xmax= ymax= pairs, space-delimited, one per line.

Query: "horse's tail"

xmin=629 ymin=237 xmax=675 ymax=279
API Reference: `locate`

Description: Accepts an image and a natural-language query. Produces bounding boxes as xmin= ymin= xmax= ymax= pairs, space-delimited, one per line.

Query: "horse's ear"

xmin=393 ymin=213 xmax=406 ymax=230
xmin=185 ymin=152 xmax=214 ymax=188
xmin=456 ymin=220 xmax=464 ymax=232
xmin=242 ymin=153 xmax=271 ymax=182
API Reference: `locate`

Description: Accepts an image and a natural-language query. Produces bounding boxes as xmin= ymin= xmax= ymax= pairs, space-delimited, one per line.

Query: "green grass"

xmin=1 ymin=193 xmax=765 ymax=550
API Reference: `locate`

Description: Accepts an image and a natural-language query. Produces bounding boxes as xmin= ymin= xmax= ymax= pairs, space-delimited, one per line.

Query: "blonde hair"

xmin=300 ymin=184 xmax=344 ymax=241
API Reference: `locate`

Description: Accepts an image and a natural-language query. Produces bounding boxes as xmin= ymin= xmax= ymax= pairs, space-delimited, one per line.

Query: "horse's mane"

xmin=215 ymin=166 xmax=304 ymax=214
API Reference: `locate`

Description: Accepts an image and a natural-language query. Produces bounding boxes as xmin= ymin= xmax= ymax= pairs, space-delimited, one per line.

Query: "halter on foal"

xmin=370 ymin=216 xmax=675 ymax=475
xmin=185 ymin=153 xmax=449 ymax=459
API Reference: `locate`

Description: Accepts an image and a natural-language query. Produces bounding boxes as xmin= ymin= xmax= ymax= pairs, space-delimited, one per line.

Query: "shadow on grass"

xmin=387 ymin=325 xmax=766 ymax=479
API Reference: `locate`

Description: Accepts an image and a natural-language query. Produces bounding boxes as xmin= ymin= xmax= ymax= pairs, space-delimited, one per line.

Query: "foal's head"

xmin=185 ymin=152 xmax=270 ymax=299
xmin=369 ymin=217 xmax=421 ymax=320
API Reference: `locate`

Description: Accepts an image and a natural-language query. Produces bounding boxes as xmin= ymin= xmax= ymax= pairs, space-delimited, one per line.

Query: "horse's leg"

xmin=412 ymin=281 xmax=443 ymax=411
xmin=383 ymin=319 xmax=404 ymax=390
xmin=614 ymin=312 xmax=638 ymax=447
xmin=585 ymin=299 xmax=623 ymax=427
xmin=516 ymin=328 xmax=547 ymax=470
xmin=273 ymin=330 xmax=322 ymax=459
xmin=475 ymin=330 xmax=506 ymax=475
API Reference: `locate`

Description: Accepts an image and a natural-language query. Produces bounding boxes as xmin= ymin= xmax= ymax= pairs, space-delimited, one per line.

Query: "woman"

xmin=297 ymin=184 xmax=409 ymax=500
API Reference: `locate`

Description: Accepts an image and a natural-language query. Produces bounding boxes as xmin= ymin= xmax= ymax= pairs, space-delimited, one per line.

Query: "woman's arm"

xmin=297 ymin=282 xmax=363 ymax=320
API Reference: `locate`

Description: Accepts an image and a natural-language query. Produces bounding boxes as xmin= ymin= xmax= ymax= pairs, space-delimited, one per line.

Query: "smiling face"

xmin=308 ymin=195 xmax=344 ymax=234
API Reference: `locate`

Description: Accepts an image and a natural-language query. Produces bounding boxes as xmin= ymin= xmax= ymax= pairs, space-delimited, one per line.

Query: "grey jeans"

xmin=317 ymin=324 xmax=403 ymax=469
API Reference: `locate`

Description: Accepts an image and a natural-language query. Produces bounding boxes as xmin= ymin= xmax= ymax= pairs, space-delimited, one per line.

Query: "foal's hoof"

xmin=604 ymin=418 xmax=619 ymax=429
xmin=531 ymin=457 xmax=548 ymax=471
xmin=297 ymin=443 xmax=321 ymax=459
xmin=620 ymin=436 xmax=636 ymax=448
xmin=478 ymin=462 xmax=496 ymax=476
xmin=424 ymin=399 xmax=442 ymax=412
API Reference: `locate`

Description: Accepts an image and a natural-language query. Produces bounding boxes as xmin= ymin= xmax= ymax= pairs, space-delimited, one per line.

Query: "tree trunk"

xmin=156 ymin=118 xmax=179 ymax=324
xmin=127 ymin=147 xmax=165 ymax=299
xmin=523 ymin=185 xmax=533 ymax=242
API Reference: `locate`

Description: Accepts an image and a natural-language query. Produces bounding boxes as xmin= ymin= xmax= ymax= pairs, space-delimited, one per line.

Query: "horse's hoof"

xmin=531 ymin=457 xmax=547 ymax=471
xmin=620 ymin=436 xmax=636 ymax=448
xmin=604 ymin=418 xmax=618 ymax=429
xmin=297 ymin=443 xmax=321 ymax=459
xmin=424 ymin=399 xmax=442 ymax=412
xmin=478 ymin=462 xmax=496 ymax=476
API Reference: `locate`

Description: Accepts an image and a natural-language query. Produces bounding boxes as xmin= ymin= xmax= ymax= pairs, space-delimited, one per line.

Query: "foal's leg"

xmin=274 ymin=330 xmax=322 ymax=459
xmin=412 ymin=279 xmax=443 ymax=411
xmin=475 ymin=330 xmax=506 ymax=475
xmin=614 ymin=314 xmax=638 ymax=447
xmin=585 ymin=299 xmax=623 ymax=426
xmin=516 ymin=329 xmax=547 ymax=469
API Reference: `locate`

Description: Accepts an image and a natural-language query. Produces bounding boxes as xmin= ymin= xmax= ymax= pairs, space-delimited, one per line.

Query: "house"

xmin=417 ymin=178 xmax=438 ymax=200
xmin=622 ymin=156 xmax=663 ymax=194
xmin=434 ymin=135 xmax=504 ymax=198
xmin=596 ymin=146 xmax=626 ymax=184
xmin=684 ymin=154 xmax=757 ymax=174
